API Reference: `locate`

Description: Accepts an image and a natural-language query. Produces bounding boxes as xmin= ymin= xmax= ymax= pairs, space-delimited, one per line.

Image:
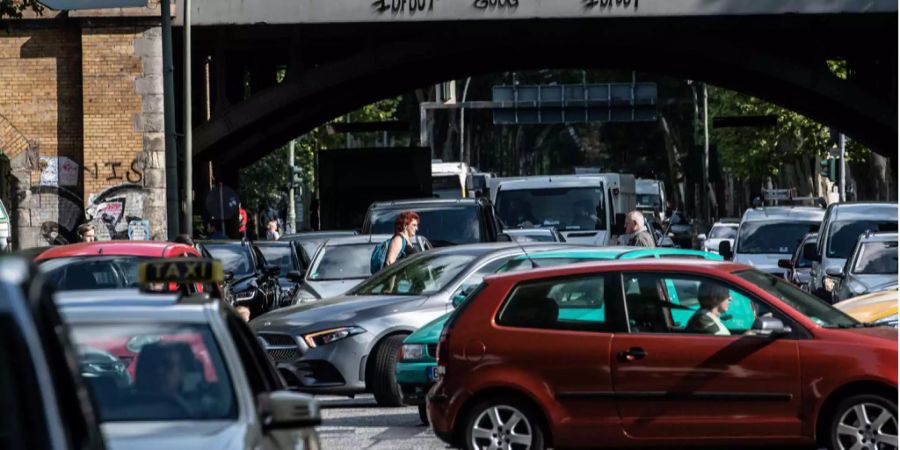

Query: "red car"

xmin=36 ymin=241 xmax=206 ymax=293
xmin=428 ymin=260 xmax=897 ymax=450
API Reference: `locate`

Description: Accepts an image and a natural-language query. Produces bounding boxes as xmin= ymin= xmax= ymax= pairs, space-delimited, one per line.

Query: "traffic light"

xmin=819 ymin=158 xmax=838 ymax=182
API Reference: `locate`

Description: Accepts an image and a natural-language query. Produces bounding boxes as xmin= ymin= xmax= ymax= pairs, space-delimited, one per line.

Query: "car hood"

xmin=851 ymin=274 xmax=898 ymax=291
xmin=102 ymin=421 xmax=246 ymax=450
xmin=250 ymin=294 xmax=429 ymax=331
xmin=561 ymin=230 xmax=609 ymax=246
xmin=405 ymin=312 xmax=452 ymax=345
xmin=733 ymin=253 xmax=788 ymax=274
xmin=304 ymin=279 xmax=365 ymax=299
xmin=835 ymin=289 xmax=899 ymax=323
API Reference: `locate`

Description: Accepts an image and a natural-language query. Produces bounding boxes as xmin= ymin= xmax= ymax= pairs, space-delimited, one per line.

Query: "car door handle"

xmin=618 ymin=347 xmax=647 ymax=362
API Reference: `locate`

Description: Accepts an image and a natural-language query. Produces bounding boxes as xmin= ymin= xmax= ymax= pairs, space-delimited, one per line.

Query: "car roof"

xmin=484 ymin=259 xmax=747 ymax=284
xmin=35 ymin=241 xmax=198 ymax=262
xmin=830 ymin=202 xmax=899 ymax=221
xmin=282 ymin=231 xmax=357 ymax=241
xmin=740 ymin=206 xmax=825 ymax=222
xmin=370 ymin=197 xmax=480 ymax=208
xmin=511 ymin=247 xmax=718 ymax=261
xmin=321 ymin=234 xmax=394 ymax=246
xmin=711 ymin=222 xmax=739 ymax=228
xmin=496 ymin=175 xmax=603 ymax=190
xmin=56 ymin=289 xmax=215 ymax=323
xmin=253 ymin=240 xmax=292 ymax=247
xmin=859 ymin=232 xmax=898 ymax=243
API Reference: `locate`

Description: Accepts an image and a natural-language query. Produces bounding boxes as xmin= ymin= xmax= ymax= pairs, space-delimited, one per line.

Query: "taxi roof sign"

xmin=138 ymin=259 xmax=224 ymax=284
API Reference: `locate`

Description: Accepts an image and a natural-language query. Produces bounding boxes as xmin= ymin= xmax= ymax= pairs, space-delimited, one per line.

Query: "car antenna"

xmin=509 ymin=235 xmax=540 ymax=270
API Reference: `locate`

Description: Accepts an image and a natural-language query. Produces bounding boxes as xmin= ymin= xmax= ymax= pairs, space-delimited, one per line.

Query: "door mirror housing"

xmin=260 ymin=391 xmax=321 ymax=431
xmin=825 ymin=265 xmax=844 ymax=278
xmin=452 ymin=293 xmax=467 ymax=308
xmin=803 ymin=244 xmax=821 ymax=262
xmin=697 ymin=233 xmax=707 ymax=241
xmin=718 ymin=240 xmax=733 ymax=260
xmin=752 ymin=316 xmax=792 ymax=337
xmin=286 ymin=270 xmax=304 ymax=283
xmin=777 ymin=259 xmax=793 ymax=270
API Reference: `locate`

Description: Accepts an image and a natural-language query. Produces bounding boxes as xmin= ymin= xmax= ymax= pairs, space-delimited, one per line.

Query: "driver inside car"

xmin=134 ymin=342 xmax=195 ymax=418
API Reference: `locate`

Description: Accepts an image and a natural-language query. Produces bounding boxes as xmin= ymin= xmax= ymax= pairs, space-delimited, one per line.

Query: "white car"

xmin=699 ymin=221 xmax=739 ymax=255
xmin=727 ymin=206 xmax=824 ymax=278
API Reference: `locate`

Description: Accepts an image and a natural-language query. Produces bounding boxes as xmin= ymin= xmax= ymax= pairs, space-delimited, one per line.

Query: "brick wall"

xmin=0 ymin=20 xmax=166 ymax=248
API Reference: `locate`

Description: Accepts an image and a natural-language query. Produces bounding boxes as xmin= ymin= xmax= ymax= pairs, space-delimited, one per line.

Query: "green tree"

xmin=1 ymin=0 xmax=43 ymax=19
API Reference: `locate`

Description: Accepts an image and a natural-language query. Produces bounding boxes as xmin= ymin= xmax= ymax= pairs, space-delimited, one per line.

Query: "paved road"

xmin=319 ymin=395 xmax=448 ymax=450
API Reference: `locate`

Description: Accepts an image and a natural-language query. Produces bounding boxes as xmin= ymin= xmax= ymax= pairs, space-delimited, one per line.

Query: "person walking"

xmin=623 ymin=210 xmax=656 ymax=247
xmin=77 ymin=223 xmax=96 ymax=243
xmin=385 ymin=211 xmax=419 ymax=266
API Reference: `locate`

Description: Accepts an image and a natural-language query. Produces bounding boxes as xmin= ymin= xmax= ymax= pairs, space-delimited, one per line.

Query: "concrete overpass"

xmin=180 ymin=0 xmax=897 ymax=184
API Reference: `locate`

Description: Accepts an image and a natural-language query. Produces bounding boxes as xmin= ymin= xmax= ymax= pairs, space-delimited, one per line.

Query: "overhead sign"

xmin=40 ymin=0 xmax=147 ymax=9
xmin=492 ymin=83 xmax=657 ymax=124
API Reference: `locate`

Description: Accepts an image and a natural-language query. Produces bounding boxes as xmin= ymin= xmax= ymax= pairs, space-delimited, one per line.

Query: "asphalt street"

xmin=319 ymin=395 xmax=448 ymax=450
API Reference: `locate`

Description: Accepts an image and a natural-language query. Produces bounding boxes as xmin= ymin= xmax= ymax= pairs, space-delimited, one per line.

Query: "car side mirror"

xmin=803 ymin=244 xmax=821 ymax=262
xmin=825 ymin=265 xmax=844 ymax=278
xmin=697 ymin=233 xmax=707 ymax=241
xmin=259 ymin=391 xmax=321 ymax=431
xmin=718 ymin=240 xmax=733 ymax=260
xmin=287 ymin=270 xmax=304 ymax=283
xmin=752 ymin=316 xmax=791 ymax=338
xmin=265 ymin=266 xmax=281 ymax=277
xmin=777 ymin=259 xmax=793 ymax=269
xmin=452 ymin=293 xmax=467 ymax=308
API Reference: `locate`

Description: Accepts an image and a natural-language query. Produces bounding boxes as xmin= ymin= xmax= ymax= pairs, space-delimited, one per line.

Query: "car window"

xmin=40 ymin=256 xmax=147 ymax=291
xmin=308 ymin=243 xmax=377 ymax=281
xmin=735 ymin=269 xmax=857 ymax=328
xmin=852 ymin=241 xmax=898 ymax=275
xmin=827 ymin=220 xmax=898 ymax=259
xmin=709 ymin=226 xmax=737 ymax=239
xmin=795 ymin=241 xmax=816 ymax=268
xmin=452 ymin=256 xmax=515 ymax=298
xmin=353 ymin=253 xmax=476 ymax=296
xmin=736 ymin=222 xmax=820 ymax=254
xmin=370 ymin=207 xmax=482 ymax=246
xmin=497 ymin=274 xmax=619 ymax=332
xmin=621 ymin=273 xmax=774 ymax=335
xmin=69 ymin=323 xmax=237 ymax=422
xmin=496 ymin=187 xmax=607 ymax=231
xmin=257 ymin=245 xmax=295 ymax=277
xmin=204 ymin=245 xmax=254 ymax=277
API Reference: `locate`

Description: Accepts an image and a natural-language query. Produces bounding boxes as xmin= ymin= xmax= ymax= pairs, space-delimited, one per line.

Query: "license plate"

xmin=426 ymin=366 xmax=436 ymax=382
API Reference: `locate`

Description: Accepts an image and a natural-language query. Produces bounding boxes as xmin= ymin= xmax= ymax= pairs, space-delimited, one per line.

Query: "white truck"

xmin=636 ymin=178 xmax=666 ymax=222
xmin=491 ymin=174 xmax=636 ymax=246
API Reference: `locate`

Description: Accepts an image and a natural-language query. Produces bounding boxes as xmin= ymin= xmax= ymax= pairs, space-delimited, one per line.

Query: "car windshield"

xmin=853 ymin=241 xmax=898 ymax=275
xmin=204 ymin=245 xmax=253 ymax=277
xmin=735 ymin=269 xmax=858 ymax=328
xmin=257 ymin=245 xmax=294 ymax=277
xmin=432 ymin=175 xmax=462 ymax=198
xmin=496 ymin=187 xmax=607 ymax=231
xmin=352 ymin=253 xmax=476 ymax=296
xmin=509 ymin=231 xmax=555 ymax=242
xmin=308 ymin=243 xmax=377 ymax=281
xmin=828 ymin=220 xmax=899 ymax=259
xmin=69 ymin=322 xmax=236 ymax=422
xmin=40 ymin=256 xmax=148 ymax=291
xmin=370 ymin=207 xmax=481 ymax=247
xmin=709 ymin=226 xmax=737 ymax=239
xmin=737 ymin=221 xmax=819 ymax=254
xmin=636 ymin=194 xmax=662 ymax=210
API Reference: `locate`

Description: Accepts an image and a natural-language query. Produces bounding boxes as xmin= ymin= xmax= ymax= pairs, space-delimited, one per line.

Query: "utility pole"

xmin=702 ymin=83 xmax=710 ymax=226
xmin=160 ymin=0 xmax=179 ymax=238
xmin=838 ymin=133 xmax=846 ymax=201
xmin=182 ymin=0 xmax=193 ymax=235
xmin=460 ymin=77 xmax=471 ymax=164
xmin=288 ymin=140 xmax=297 ymax=234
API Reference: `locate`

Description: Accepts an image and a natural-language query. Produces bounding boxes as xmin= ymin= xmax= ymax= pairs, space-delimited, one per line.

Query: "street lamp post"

xmin=183 ymin=0 xmax=193 ymax=235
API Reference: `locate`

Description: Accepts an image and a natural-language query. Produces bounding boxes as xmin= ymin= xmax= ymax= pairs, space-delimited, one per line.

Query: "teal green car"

xmin=396 ymin=247 xmax=728 ymax=418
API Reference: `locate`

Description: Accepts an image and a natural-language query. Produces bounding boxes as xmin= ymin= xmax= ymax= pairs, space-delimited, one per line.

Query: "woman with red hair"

xmin=385 ymin=211 xmax=420 ymax=266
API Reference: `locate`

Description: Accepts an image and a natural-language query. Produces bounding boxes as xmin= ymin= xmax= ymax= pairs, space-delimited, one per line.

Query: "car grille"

xmin=426 ymin=344 xmax=438 ymax=358
xmin=258 ymin=332 xmax=302 ymax=363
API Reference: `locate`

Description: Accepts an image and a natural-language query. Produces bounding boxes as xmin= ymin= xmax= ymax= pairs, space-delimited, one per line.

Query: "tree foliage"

xmin=0 ymin=0 xmax=43 ymax=19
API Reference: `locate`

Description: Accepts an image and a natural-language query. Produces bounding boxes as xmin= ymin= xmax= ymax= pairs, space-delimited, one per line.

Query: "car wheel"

xmin=463 ymin=397 xmax=545 ymax=450
xmin=418 ymin=404 xmax=429 ymax=426
xmin=371 ymin=334 xmax=406 ymax=407
xmin=826 ymin=394 xmax=898 ymax=450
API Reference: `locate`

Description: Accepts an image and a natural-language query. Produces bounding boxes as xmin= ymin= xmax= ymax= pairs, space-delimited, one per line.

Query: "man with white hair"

xmin=624 ymin=210 xmax=656 ymax=247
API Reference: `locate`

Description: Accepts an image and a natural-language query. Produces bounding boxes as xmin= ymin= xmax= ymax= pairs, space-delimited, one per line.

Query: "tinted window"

xmin=853 ymin=241 xmax=898 ymax=275
xmin=795 ymin=241 xmax=816 ymax=268
xmin=70 ymin=323 xmax=237 ymax=422
xmin=40 ymin=256 xmax=147 ymax=291
xmin=257 ymin=245 xmax=294 ymax=276
xmin=497 ymin=274 xmax=617 ymax=332
xmin=735 ymin=269 xmax=857 ymax=328
xmin=371 ymin=207 xmax=481 ymax=246
xmin=737 ymin=222 xmax=819 ymax=254
xmin=308 ymin=243 xmax=377 ymax=281
xmin=709 ymin=225 xmax=737 ymax=239
xmin=496 ymin=187 xmax=607 ymax=231
xmin=353 ymin=253 xmax=475 ymax=295
xmin=636 ymin=194 xmax=662 ymax=210
xmin=828 ymin=221 xmax=899 ymax=258
xmin=205 ymin=245 xmax=253 ymax=277
xmin=432 ymin=176 xmax=462 ymax=198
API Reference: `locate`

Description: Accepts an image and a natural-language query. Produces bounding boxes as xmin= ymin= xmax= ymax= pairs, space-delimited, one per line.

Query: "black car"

xmin=0 ymin=257 xmax=106 ymax=450
xmin=281 ymin=230 xmax=358 ymax=272
xmin=361 ymin=198 xmax=502 ymax=247
xmin=254 ymin=240 xmax=304 ymax=307
xmin=198 ymin=240 xmax=281 ymax=317
xmin=665 ymin=210 xmax=693 ymax=249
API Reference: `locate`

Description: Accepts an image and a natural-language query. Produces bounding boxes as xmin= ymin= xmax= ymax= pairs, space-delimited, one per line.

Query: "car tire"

xmin=463 ymin=396 xmax=545 ymax=450
xmin=824 ymin=393 xmax=897 ymax=450
xmin=418 ymin=404 xmax=429 ymax=426
xmin=371 ymin=334 xmax=406 ymax=407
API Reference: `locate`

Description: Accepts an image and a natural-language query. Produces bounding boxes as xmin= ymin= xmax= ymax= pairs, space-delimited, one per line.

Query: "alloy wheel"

xmin=835 ymin=402 xmax=899 ymax=450
xmin=470 ymin=405 xmax=533 ymax=450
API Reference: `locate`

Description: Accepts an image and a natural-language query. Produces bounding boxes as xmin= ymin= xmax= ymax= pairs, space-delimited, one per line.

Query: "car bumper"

xmin=258 ymin=331 xmax=369 ymax=395
xmin=427 ymin=384 xmax=457 ymax=445
xmin=398 ymin=360 xmax=436 ymax=405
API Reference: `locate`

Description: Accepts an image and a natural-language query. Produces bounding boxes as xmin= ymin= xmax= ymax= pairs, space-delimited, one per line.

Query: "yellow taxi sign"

xmin=138 ymin=259 xmax=224 ymax=284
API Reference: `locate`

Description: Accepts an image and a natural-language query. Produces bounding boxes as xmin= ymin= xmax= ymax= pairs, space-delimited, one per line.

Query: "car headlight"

xmin=234 ymin=289 xmax=257 ymax=302
xmin=401 ymin=344 xmax=425 ymax=361
xmin=303 ymin=326 xmax=365 ymax=348
xmin=873 ymin=314 xmax=898 ymax=328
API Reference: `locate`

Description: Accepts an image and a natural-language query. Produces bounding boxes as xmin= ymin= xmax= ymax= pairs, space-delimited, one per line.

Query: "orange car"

xmin=834 ymin=287 xmax=898 ymax=327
